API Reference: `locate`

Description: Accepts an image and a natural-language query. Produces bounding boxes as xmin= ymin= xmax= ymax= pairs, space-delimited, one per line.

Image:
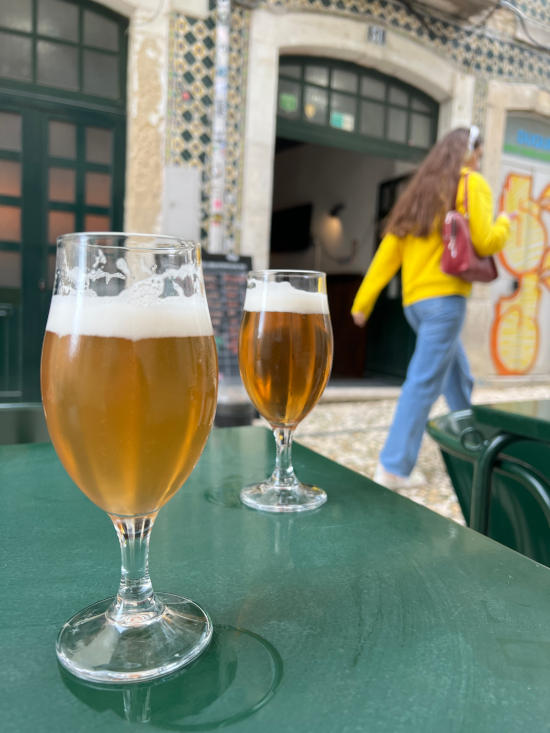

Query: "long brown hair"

xmin=383 ymin=127 xmax=472 ymax=238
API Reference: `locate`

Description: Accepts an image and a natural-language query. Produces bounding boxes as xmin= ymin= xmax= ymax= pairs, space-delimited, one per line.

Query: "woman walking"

xmin=351 ymin=126 xmax=512 ymax=489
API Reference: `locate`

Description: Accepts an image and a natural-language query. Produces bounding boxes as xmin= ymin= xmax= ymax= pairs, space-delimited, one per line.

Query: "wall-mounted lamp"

xmin=319 ymin=202 xmax=357 ymax=264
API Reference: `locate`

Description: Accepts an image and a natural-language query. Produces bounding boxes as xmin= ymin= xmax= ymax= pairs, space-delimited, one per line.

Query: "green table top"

xmin=3 ymin=426 xmax=550 ymax=732
xmin=473 ymin=399 xmax=550 ymax=442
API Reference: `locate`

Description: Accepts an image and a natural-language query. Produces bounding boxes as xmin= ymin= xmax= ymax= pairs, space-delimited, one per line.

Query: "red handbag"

xmin=441 ymin=174 xmax=498 ymax=283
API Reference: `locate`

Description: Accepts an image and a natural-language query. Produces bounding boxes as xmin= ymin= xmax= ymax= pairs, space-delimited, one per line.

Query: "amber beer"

xmin=239 ymin=282 xmax=333 ymax=428
xmin=41 ymin=295 xmax=218 ymax=517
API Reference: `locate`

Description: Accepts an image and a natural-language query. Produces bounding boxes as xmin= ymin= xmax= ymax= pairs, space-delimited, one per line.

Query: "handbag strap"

xmin=462 ymin=172 xmax=469 ymax=218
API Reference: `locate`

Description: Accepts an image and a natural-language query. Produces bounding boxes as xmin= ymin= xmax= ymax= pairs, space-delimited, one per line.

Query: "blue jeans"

xmin=380 ymin=295 xmax=473 ymax=477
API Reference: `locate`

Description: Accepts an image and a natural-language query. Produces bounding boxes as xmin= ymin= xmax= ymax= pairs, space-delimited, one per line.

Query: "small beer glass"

xmin=41 ymin=233 xmax=218 ymax=683
xmin=238 ymin=270 xmax=333 ymax=512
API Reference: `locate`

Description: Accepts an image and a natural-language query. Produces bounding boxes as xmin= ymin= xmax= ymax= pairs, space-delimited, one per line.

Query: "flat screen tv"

xmin=270 ymin=203 xmax=313 ymax=253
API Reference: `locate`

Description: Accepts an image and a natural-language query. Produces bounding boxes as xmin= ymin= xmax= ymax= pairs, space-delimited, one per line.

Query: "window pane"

xmin=388 ymin=108 xmax=407 ymax=142
xmin=49 ymin=167 xmax=75 ymax=202
xmin=412 ymin=97 xmax=431 ymax=113
xmin=0 ymin=113 xmax=21 ymax=152
xmin=279 ymin=63 xmax=300 ymax=79
xmin=85 ymin=172 xmax=111 ymax=206
xmin=0 ymin=0 xmax=32 ymax=33
xmin=330 ymin=93 xmax=355 ymax=132
xmin=332 ymin=69 xmax=357 ymax=93
xmin=360 ymin=101 xmax=384 ymax=137
xmin=0 ymin=32 xmax=32 ymax=82
xmin=0 ymin=251 xmax=21 ymax=287
xmin=48 ymin=210 xmax=74 ymax=243
xmin=278 ymin=79 xmax=300 ymax=119
xmin=37 ymin=0 xmax=78 ymax=42
xmin=84 ymin=214 xmax=110 ymax=231
xmin=84 ymin=10 xmax=118 ymax=51
xmin=83 ymin=50 xmax=119 ymax=98
xmin=305 ymin=66 xmax=328 ymax=87
xmin=0 ymin=160 xmax=21 ymax=197
xmin=49 ymin=121 xmax=76 ymax=159
xmin=409 ymin=113 xmax=431 ymax=148
xmin=361 ymin=77 xmax=385 ymax=100
xmin=86 ymin=127 xmax=113 ymax=164
xmin=37 ymin=41 xmax=79 ymax=90
xmin=0 ymin=205 xmax=21 ymax=241
xmin=304 ymin=86 xmax=327 ymax=125
xmin=388 ymin=86 xmax=408 ymax=106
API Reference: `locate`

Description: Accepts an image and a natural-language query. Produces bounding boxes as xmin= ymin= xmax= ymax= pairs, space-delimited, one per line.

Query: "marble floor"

xmin=255 ymin=381 xmax=550 ymax=525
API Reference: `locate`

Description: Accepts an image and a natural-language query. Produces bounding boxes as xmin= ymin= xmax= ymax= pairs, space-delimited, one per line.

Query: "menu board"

xmin=202 ymin=253 xmax=252 ymax=380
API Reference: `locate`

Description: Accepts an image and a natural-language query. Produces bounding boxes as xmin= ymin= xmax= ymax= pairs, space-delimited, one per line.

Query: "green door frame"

xmin=0 ymin=94 xmax=125 ymax=402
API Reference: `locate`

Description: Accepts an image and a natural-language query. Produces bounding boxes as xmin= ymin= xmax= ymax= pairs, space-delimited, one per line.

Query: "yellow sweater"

xmin=351 ymin=168 xmax=511 ymax=320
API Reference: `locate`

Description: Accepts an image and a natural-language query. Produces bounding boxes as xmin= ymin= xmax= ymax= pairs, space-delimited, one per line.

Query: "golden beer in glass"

xmin=41 ymin=233 xmax=218 ymax=683
xmin=238 ymin=270 xmax=333 ymax=512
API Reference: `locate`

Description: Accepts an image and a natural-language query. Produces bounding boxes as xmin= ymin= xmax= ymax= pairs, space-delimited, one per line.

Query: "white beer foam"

xmin=244 ymin=280 xmax=329 ymax=314
xmin=47 ymin=294 xmax=213 ymax=339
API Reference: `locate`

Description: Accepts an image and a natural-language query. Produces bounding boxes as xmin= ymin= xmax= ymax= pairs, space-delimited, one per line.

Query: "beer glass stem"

xmin=108 ymin=513 xmax=162 ymax=623
xmin=271 ymin=427 xmax=298 ymax=489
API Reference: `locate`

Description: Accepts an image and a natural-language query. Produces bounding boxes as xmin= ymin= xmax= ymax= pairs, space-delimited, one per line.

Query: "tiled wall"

xmin=168 ymin=0 xmax=550 ymax=249
xmin=168 ymin=2 xmax=248 ymax=245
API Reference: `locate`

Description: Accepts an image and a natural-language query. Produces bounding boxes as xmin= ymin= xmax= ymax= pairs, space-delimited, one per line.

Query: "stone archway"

xmin=240 ymin=8 xmax=475 ymax=267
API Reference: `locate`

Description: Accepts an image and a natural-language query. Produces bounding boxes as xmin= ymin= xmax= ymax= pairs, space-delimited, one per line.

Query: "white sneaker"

xmin=373 ymin=462 xmax=427 ymax=490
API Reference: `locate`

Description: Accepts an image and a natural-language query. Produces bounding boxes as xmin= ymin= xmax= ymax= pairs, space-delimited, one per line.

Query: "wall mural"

xmin=491 ymin=168 xmax=550 ymax=375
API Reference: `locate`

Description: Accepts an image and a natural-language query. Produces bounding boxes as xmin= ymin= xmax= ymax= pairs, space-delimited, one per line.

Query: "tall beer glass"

xmin=41 ymin=233 xmax=218 ymax=683
xmin=238 ymin=270 xmax=333 ymax=512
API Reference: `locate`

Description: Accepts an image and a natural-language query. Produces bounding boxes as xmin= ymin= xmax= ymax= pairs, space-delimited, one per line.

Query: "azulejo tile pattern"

xmin=168 ymin=0 xmax=550 ymax=250
xmin=168 ymin=3 xmax=248 ymax=246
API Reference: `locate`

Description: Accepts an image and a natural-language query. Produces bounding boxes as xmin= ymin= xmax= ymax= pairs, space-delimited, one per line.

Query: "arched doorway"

xmin=0 ymin=0 xmax=127 ymax=401
xmin=271 ymin=57 xmax=438 ymax=380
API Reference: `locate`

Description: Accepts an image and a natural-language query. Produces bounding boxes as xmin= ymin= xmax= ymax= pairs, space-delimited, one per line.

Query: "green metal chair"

xmin=0 ymin=403 xmax=50 ymax=444
xmin=427 ymin=409 xmax=550 ymax=567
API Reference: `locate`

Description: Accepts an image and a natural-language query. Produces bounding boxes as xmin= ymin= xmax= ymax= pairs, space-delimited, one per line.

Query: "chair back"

xmin=0 ymin=403 xmax=50 ymax=444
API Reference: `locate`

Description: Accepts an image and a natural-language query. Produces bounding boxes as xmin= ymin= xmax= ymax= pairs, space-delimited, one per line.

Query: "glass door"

xmin=0 ymin=100 xmax=125 ymax=401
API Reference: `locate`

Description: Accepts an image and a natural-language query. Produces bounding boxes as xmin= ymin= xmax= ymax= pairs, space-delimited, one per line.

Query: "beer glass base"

xmin=56 ymin=592 xmax=213 ymax=684
xmin=240 ymin=481 xmax=327 ymax=513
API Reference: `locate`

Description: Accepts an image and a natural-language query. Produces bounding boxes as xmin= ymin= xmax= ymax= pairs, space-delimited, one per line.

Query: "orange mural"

xmin=491 ymin=173 xmax=550 ymax=374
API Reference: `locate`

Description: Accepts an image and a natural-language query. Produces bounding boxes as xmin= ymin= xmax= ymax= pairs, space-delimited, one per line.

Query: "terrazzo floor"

xmin=254 ymin=381 xmax=550 ymax=525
